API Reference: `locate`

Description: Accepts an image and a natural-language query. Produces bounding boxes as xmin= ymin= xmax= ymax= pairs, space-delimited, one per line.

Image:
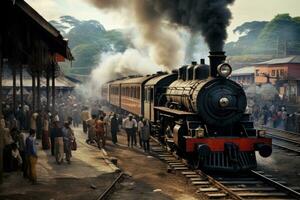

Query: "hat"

xmin=128 ymin=113 xmax=133 ymax=117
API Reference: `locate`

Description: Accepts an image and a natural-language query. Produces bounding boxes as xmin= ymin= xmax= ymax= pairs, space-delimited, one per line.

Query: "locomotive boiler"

xmin=166 ymin=52 xmax=246 ymax=127
xmin=102 ymin=51 xmax=272 ymax=171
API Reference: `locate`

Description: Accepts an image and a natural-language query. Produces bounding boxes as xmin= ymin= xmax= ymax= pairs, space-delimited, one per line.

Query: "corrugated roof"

xmin=256 ymin=56 xmax=300 ymax=65
xmin=2 ymin=77 xmax=76 ymax=88
xmin=7 ymin=0 xmax=73 ymax=60
xmin=2 ymin=67 xmax=76 ymax=88
xmin=231 ymin=66 xmax=255 ymax=76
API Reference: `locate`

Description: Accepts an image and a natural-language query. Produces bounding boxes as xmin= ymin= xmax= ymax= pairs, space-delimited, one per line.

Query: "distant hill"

xmin=50 ymin=16 xmax=130 ymax=76
xmin=225 ymin=14 xmax=300 ymax=57
xmin=51 ymin=14 xmax=300 ymax=76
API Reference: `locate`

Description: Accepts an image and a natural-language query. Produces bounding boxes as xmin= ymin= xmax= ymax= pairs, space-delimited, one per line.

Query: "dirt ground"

xmin=0 ymin=127 xmax=119 ymax=200
xmin=104 ymin=132 xmax=204 ymax=200
xmin=2 ymin=121 xmax=297 ymax=200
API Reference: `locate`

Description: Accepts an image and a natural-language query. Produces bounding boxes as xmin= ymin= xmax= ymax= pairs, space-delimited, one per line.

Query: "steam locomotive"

xmin=101 ymin=51 xmax=272 ymax=171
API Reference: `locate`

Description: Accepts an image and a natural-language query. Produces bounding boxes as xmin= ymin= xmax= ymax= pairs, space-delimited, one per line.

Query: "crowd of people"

xmin=80 ymin=103 xmax=151 ymax=153
xmin=0 ymin=93 xmax=153 ymax=185
xmin=1 ymin=88 xmax=300 ymax=188
xmin=0 ymin=92 xmax=80 ymax=184
xmin=248 ymin=102 xmax=300 ymax=132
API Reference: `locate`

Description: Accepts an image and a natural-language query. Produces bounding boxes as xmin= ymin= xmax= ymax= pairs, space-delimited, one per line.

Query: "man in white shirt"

xmin=122 ymin=114 xmax=137 ymax=147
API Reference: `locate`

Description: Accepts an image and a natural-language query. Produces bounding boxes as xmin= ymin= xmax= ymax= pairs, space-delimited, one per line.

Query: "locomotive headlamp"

xmin=219 ymin=97 xmax=230 ymax=108
xmin=217 ymin=63 xmax=232 ymax=77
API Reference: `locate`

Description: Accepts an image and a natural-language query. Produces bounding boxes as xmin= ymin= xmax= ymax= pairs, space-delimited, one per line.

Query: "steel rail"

xmin=271 ymin=141 xmax=300 ymax=154
xmin=149 ymin=136 xmax=243 ymax=200
xmin=267 ymin=132 xmax=300 ymax=144
xmin=265 ymin=127 xmax=299 ymax=136
xmin=96 ymin=172 xmax=124 ymax=200
xmin=150 ymin=135 xmax=300 ymax=199
xmin=196 ymin=170 xmax=243 ymax=200
xmin=250 ymin=170 xmax=300 ymax=200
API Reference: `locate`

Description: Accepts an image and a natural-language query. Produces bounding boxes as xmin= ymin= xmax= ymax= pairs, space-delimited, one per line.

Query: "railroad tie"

xmin=189 ymin=177 xmax=205 ymax=182
xmin=169 ymin=164 xmax=186 ymax=168
xmin=173 ymin=166 xmax=189 ymax=170
xmin=198 ymin=187 xmax=219 ymax=192
xmin=205 ymin=193 xmax=227 ymax=198
xmin=168 ymin=162 xmax=183 ymax=165
xmin=181 ymin=171 xmax=197 ymax=175
xmin=236 ymin=192 xmax=287 ymax=197
xmin=191 ymin=181 xmax=210 ymax=185
xmin=185 ymin=174 xmax=201 ymax=178
xmin=229 ymin=187 xmax=277 ymax=191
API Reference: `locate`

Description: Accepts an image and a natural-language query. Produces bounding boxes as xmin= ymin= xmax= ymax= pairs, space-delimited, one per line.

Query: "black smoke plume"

xmin=152 ymin=0 xmax=235 ymax=51
xmin=87 ymin=0 xmax=234 ymax=52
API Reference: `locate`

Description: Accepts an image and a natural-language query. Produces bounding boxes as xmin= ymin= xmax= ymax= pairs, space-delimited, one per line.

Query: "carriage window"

xmin=132 ymin=86 xmax=135 ymax=98
xmin=150 ymin=88 xmax=154 ymax=101
xmin=147 ymin=88 xmax=151 ymax=101
xmin=130 ymin=87 xmax=132 ymax=97
xmin=137 ymin=87 xmax=140 ymax=99
xmin=134 ymin=86 xmax=137 ymax=98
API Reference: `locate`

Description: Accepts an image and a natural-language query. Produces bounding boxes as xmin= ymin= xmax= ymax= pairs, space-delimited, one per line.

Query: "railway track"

xmin=149 ymin=136 xmax=300 ymax=200
xmin=77 ymin=139 xmax=125 ymax=200
xmin=263 ymin=127 xmax=300 ymax=154
xmin=96 ymin=172 xmax=124 ymax=200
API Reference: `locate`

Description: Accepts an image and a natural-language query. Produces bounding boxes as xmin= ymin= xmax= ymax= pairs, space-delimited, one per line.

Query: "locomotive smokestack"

xmin=209 ymin=51 xmax=226 ymax=77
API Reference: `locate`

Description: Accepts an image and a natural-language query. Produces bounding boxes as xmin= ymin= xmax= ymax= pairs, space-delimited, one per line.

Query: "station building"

xmin=231 ymin=56 xmax=300 ymax=107
xmin=255 ymin=56 xmax=300 ymax=104
xmin=0 ymin=0 xmax=73 ymax=113
xmin=230 ymin=66 xmax=255 ymax=87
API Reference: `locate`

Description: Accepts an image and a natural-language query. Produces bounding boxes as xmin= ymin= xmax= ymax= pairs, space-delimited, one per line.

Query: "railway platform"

xmin=0 ymin=127 xmax=119 ymax=200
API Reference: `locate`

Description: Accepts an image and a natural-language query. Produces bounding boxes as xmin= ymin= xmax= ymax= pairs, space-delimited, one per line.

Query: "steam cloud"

xmin=87 ymin=0 xmax=184 ymax=70
xmin=75 ymin=49 xmax=160 ymax=100
xmin=87 ymin=0 xmax=234 ymax=52
xmin=91 ymin=49 xmax=160 ymax=85
xmin=81 ymin=0 xmax=235 ymax=100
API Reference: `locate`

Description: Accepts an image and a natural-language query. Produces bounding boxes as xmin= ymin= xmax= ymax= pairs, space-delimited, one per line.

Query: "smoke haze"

xmin=75 ymin=49 xmax=161 ymax=100
xmin=87 ymin=0 xmax=235 ymax=52
xmin=87 ymin=0 xmax=185 ymax=70
xmin=81 ymin=0 xmax=235 ymax=100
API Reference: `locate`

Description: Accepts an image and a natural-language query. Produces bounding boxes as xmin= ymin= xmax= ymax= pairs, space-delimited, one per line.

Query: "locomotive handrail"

xmin=241 ymin=124 xmax=249 ymax=137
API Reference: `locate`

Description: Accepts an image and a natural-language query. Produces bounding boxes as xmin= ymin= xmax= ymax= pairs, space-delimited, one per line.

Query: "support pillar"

xmin=46 ymin=66 xmax=50 ymax=111
xmin=36 ymin=70 xmax=40 ymax=111
xmin=51 ymin=63 xmax=55 ymax=113
xmin=12 ymin=64 xmax=16 ymax=114
xmin=32 ymin=72 xmax=36 ymax=111
xmin=20 ymin=66 xmax=23 ymax=110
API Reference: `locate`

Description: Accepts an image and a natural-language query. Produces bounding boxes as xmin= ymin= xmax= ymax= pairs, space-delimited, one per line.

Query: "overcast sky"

xmin=26 ymin=0 xmax=300 ymax=42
